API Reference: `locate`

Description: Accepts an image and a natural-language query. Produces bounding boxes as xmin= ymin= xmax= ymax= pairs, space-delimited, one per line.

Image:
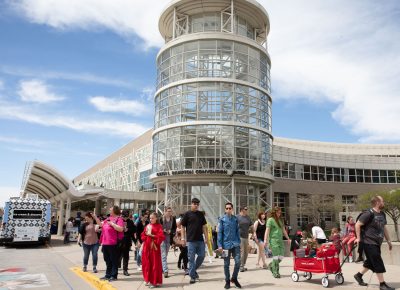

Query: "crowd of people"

xmin=66 ymin=195 xmax=393 ymax=290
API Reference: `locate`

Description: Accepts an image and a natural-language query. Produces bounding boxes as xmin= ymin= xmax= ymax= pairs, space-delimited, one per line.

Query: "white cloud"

xmin=18 ymin=79 xmax=64 ymax=103
xmin=0 ymin=79 xmax=4 ymax=90
xmin=0 ymin=136 xmax=51 ymax=147
xmin=7 ymin=0 xmax=400 ymax=142
xmin=9 ymin=0 xmax=164 ymax=49
xmin=1 ymin=66 xmax=135 ymax=88
xmin=260 ymin=0 xmax=400 ymax=142
xmin=89 ymin=96 xmax=150 ymax=116
xmin=0 ymin=186 xmax=21 ymax=208
xmin=0 ymin=100 xmax=149 ymax=138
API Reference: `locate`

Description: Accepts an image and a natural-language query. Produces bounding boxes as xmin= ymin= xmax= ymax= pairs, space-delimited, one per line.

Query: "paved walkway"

xmin=53 ymin=236 xmax=400 ymax=290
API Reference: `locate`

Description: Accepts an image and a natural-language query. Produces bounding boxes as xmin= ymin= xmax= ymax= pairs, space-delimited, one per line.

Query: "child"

xmin=329 ymin=227 xmax=341 ymax=254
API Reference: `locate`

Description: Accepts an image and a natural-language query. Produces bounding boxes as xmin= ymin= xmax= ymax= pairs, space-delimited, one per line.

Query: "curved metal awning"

xmin=20 ymin=160 xmax=85 ymax=202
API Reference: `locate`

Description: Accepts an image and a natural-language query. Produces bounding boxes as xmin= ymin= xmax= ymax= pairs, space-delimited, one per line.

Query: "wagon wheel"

xmin=335 ymin=273 xmax=344 ymax=284
xmin=291 ymin=272 xmax=299 ymax=282
xmin=304 ymin=272 xmax=312 ymax=280
xmin=321 ymin=276 xmax=329 ymax=288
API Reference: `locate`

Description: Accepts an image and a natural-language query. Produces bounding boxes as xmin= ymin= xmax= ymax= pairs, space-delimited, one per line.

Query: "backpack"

xmin=355 ymin=209 xmax=374 ymax=238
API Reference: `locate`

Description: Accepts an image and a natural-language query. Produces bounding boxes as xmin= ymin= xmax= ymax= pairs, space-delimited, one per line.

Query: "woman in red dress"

xmin=141 ymin=212 xmax=165 ymax=288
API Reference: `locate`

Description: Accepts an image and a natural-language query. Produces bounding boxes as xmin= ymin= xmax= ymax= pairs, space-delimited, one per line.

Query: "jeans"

xmin=240 ymin=238 xmax=249 ymax=268
xmin=102 ymin=245 xmax=119 ymax=279
xmin=161 ymin=241 xmax=170 ymax=273
xmin=136 ymin=246 xmax=142 ymax=267
xmin=187 ymin=241 xmax=205 ymax=279
xmin=224 ymin=246 xmax=240 ymax=282
xmin=83 ymin=242 xmax=99 ymax=268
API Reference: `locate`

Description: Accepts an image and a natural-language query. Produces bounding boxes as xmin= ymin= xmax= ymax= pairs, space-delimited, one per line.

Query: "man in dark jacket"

xmin=160 ymin=207 xmax=177 ymax=278
xmin=119 ymin=210 xmax=136 ymax=276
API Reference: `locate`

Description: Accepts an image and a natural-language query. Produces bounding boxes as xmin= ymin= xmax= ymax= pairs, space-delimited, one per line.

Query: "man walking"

xmin=218 ymin=202 xmax=242 ymax=289
xmin=160 ymin=206 xmax=177 ymax=278
xmin=237 ymin=206 xmax=254 ymax=272
xmin=353 ymin=195 xmax=394 ymax=290
xmin=181 ymin=198 xmax=208 ymax=284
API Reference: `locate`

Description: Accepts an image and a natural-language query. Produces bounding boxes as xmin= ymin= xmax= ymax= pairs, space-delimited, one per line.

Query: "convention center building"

xmin=20 ymin=0 xmax=400 ymax=232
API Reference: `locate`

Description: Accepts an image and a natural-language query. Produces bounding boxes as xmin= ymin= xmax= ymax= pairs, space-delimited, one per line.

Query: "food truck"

xmin=0 ymin=195 xmax=51 ymax=245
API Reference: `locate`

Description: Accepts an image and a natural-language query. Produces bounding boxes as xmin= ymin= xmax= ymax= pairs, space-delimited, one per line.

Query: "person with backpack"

xmin=77 ymin=212 xmax=101 ymax=273
xmin=99 ymin=205 xmax=124 ymax=282
xmin=353 ymin=195 xmax=394 ymax=290
xmin=217 ymin=202 xmax=242 ymax=289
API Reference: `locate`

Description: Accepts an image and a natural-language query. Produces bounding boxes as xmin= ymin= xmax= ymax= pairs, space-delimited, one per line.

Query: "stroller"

xmin=291 ymin=243 xmax=355 ymax=288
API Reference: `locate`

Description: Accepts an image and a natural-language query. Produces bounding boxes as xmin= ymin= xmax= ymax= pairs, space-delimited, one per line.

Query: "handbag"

xmin=173 ymin=234 xmax=183 ymax=247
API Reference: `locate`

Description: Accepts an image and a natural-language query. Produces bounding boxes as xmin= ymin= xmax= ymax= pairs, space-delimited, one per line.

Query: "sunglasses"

xmin=225 ymin=207 xmax=232 ymax=210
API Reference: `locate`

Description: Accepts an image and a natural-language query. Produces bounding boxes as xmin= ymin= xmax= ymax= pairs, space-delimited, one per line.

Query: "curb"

xmin=70 ymin=267 xmax=117 ymax=290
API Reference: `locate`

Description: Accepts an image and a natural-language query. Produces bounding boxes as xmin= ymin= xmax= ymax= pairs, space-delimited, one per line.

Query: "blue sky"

xmin=0 ymin=0 xmax=399 ymax=206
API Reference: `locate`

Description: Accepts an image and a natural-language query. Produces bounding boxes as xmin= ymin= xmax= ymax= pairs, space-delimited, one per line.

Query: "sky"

xmin=0 ymin=0 xmax=399 ymax=207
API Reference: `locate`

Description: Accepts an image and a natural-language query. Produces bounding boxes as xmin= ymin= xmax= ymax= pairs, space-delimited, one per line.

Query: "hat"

xmin=191 ymin=197 xmax=200 ymax=204
xmin=122 ymin=210 xmax=129 ymax=218
xmin=133 ymin=213 xmax=139 ymax=218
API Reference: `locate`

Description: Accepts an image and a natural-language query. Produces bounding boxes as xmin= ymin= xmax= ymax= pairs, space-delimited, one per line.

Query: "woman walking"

xmin=77 ymin=212 xmax=101 ymax=273
xmin=175 ymin=217 xmax=188 ymax=274
xmin=342 ymin=216 xmax=356 ymax=262
xmin=253 ymin=212 xmax=268 ymax=268
xmin=264 ymin=207 xmax=290 ymax=278
xmin=141 ymin=212 xmax=165 ymax=288
xmin=99 ymin=206 xmax=124 ymax=282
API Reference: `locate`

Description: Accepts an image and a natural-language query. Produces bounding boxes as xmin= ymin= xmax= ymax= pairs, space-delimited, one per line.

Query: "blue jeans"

xmin=136 ymin=246 xmax=142 ymax=267
xmin=83 ymin=242 xmax=99 ymax=268
xmin=224 ymin=246 xmax=240 ymax=282
xmin=187 ymin=241 xmax=205 ymax=279
xmin=161 ymin=241 xmax=170 ymax=273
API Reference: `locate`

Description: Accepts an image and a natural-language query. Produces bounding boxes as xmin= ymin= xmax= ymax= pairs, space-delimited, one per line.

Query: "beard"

xmin=379 ymin=204 xmax=385 ymax=210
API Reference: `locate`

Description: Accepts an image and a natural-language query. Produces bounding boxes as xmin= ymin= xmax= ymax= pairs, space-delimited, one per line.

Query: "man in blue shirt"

xmin=218 ymin=202 xmax=242 ymax=289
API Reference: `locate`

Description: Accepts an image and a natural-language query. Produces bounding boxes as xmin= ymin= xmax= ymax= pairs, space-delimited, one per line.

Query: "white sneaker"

xmin=138 ymin=266 xmax=142 ymax=271
xmin=349 ymin=257 xmax=353 ymax=263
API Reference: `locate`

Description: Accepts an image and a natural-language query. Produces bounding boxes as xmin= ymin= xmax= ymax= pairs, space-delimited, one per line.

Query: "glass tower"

xmin=151 ymin=0 xmax=273 ymax=224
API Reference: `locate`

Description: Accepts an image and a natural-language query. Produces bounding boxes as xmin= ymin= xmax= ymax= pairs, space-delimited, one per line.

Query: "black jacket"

xmin=160 ymin=216 xmax=177 ymax=244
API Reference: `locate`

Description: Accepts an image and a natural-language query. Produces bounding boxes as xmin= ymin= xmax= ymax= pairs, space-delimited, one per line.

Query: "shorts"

xmin=363 ymin=244 xmax=386 ymax=273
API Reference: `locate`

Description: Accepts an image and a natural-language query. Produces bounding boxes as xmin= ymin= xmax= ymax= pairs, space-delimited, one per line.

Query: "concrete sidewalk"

xmin=52 ymin=237 xmax=400 ymax=290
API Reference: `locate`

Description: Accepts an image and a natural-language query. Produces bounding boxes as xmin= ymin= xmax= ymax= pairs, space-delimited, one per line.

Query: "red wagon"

xmin=291 ymin=244 xmax=344 ymax=288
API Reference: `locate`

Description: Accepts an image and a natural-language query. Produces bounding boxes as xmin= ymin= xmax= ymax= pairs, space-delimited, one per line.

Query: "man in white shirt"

xmin=309 ymin=223 xmax=327 ymax=245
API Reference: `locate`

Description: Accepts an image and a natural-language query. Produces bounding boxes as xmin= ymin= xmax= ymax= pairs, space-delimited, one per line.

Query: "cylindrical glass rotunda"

xmin=151 ymin=0 xmax=274 ymax=224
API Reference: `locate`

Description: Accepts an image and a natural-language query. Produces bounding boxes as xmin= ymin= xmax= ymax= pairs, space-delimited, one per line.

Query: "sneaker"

xmin=100 ymin=276 xmax=109 ymax=280
xmin=137 ymin=266 xmax=142 ymax=271
xmin=354 ymin=273 xmax=368 ymax=286
xmin=230 ymin=278 xmax=242 ymax=288
xmin=82 ymin=266 xmax=87 ymax=272
xmin=184 ymin=269 xmax=189 ymax=276
xmin=379 ymin=283 xmax=395 ymax=290
xmin=349 ymin=256 xmax=353 ymax=263
xmin=164 ymin=272 xmax=168 ymax=278
xmin=240 ymin=267 xmax=245 ymax=272
xmin=224 ymin=281 xmax=231 ymax=289
xmin=93 ymin=268 xmax=98 ymax=273
xmin=195 ymin=272 xmax=199 ymax=280
xmin=123 ymin=270 xmax=130 ymax=276
xmin=145 ymin=282 xmax=150 ymax=286
xmin=190 ymin=278 xmax=196 ymax=284
xmin=108 ymin=277 xmax=117 ymax=282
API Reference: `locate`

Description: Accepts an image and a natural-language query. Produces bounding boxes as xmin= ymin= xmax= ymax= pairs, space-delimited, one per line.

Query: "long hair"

xmin=270 ymin=206 xmax=283 ymax=228
xmin=150 ymin=212 xmax=160 ymax=224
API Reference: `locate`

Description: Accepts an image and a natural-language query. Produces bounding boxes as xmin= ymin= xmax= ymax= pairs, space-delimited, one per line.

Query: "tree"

xmin=358 ymin=189 xmax=400 ymax=242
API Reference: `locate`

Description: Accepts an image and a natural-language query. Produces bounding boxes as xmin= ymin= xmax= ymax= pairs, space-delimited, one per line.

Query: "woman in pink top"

xmin=342 ymin=216 xmax=356 ymax=262
xmin=99 ymin=205 xmax=124 ymax=282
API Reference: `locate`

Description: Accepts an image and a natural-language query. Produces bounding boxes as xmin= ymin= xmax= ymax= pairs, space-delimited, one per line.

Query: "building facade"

xmin=20 ymin=0 xmax=400 ymax=231
xmin=150 ymin=0 xmax=274 ymax=225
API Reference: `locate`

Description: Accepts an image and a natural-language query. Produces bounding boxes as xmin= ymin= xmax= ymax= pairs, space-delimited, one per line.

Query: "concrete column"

xmin=57 ymin=199 xmax=65 ymax=236
xmin=114 ymin=198 xmax=120 ymax=207
xmin=65 ymin=197 xmax=71 ymax=221
xmin=95 ymin=199 xmax=101 ymax=215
